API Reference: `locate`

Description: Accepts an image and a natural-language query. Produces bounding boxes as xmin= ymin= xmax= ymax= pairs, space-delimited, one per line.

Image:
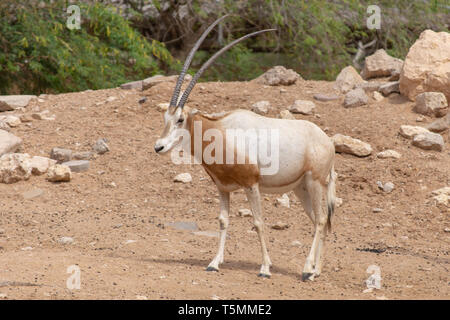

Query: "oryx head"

xmin=154 ymin=15 xmax=275 ymax=154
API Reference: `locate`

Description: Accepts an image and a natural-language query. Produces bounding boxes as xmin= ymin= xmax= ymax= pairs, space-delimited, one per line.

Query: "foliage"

xmin=0 ymin=0 xmax=176 ymax=94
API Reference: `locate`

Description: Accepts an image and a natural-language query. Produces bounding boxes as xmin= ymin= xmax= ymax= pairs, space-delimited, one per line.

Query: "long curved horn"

xmin=177 ymin=29 xmax=276 ymax=109
xmin=169 ymin=15 xmax=230 ymax=108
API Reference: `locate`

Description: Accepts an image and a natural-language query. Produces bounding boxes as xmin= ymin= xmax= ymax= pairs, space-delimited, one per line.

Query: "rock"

xmin=399 ymin=125 xmax=430 ymax=139
xmin=355 ymin=81 xmax=384 ymax=93
xmin=399 ymin=30 xmax=450 ymax=102
xmin=50 ymin=147 xmax=72 ymax=163
xmin=105 ymin=96 xmax=117 ymax=103
xmin=0 ymin=115 xmax=21 ymax=127
xmin=413 ymin=92 xmax=448 ymax=117
xmin=361 ymin=49 xmax=403 ymax=79
xmin=334 ymin=66 xmax=364 ymax=93
xmin=174 ymin=172 xmax=192 ymax=183
xmin=427 ymin=113 xmax=450 ymax=133
xmin=279 ymin=110 xmax=295 ymax=120
xmin=376 ymin=150 xmax=401 ymax=159
xmin=372 ymin=208 xmax=383 ymax=213
xmin=157 ymin=103 xmax=169 ymax=112
xmin=379 ymin=81 xmax=400 ymax=96
xmin=62 ymin=160 xmax=90 ymax=173
xmin=142 ymin=74 xmax=192 ymax=90
xmin=343 ymin=88 xmax=368 ymax=108
xmin=238 ymin=208 xmax=253 ymax=217
xmin=57 ymin=237 xmax=74 ymax=245
xmin=0 ymin=153 xmax=32 ymax=184
xmin=291 ymin=240 xmax=302 ymax=247
xmin=254 ymin=66 xmax=301 ymax=86
xmin=289 ymin=100 xmax=315 ymax=115
xmin=313 ymin=93 xmax=340 ymax=102
xmin=0 ymin=95 xmax=36 ymax=110
xmin=373 ymin=91 xmax=384 ymax=102
xmin=166 ymin=221 xmax=199 ymax=231
xmin=120 ymin=80 xmax=143 ymax=90
xmin=276 ymin=193 xmax=290 ymax=208
xmin=19 ymin=114 xmax=33 ymax=123
xmin=192 ymin=231 xmax=220 ymax=238
xmin=72 ymin=151 xmax=94 ymax=160
xmin=0 ymin=120 xmax=10 ymax=132
xmin=332 ymin=134 xmax=372 ymax=157
xmin=0 ymin=130 xmax=22 ymax=156
xmin=271 ymin=221 xmax=289 ymax=230
xmin=22 ymin=188 xmax=44 ymax=200
xmin=30 ymin=156 xmax=56 ymax=175
xmin=389 ymin=69 xmax=400 ymax=81
xmin=431 ymin=187 xmax=450 ymax=206
xmin=47 ymin=164 xmax=72 ymax=182
xmin=92 ymin=138 xmax=109 ymax=154
xmin=412 ymin=132 xmax=444 ymax=151
xmin=335 ymin=197 xmax=343 ymax=207
xmin=251 ymin=101 xmax=270 ymax=115
xmin=383 ymin=182 xmax=395 ymax=193
xmin=138 ymin=97 xmax=147 ymax=104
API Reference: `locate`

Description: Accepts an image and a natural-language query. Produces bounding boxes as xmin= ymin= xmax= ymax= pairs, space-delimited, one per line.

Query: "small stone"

xmin=2 ymin=115 xmax=21 ymax=127
xmin=335 ymin=197 xmax=343 ymax=207
xmin=376 ymin=150 xmax=401 ymax=159
xmin=289 ymin=100 xmax=315 ymax=115
xmin=427 ymin=113 xmax=450 ymax=133
xmin=0 ymin=130 xmax=22 ymax=156
xmin=106 ymin=96 xmax=117 ymax=103
xmin=72 ymin=151 xmax=94 ymax=160
xmin=251 ymin=101 xmax=270 ymax=115
xmin=30 ymin=156 xmax=56 ymax=175
xmin=313 ymin=93 xmax=339 ymax=101
xmin=124 ymin=240 xmax=137 ymax=244
xmin=138 ymin=97 xmax=147 ymax=104
xmin=92 ymin=138 xmax=109 ymax=154
xmin=372 ymin=208 xmax=383 ymax=213
xmin=0 ymin=121 xmax=10 ymax=132
xmin=57 ymin=237 xmax=74 ymax=245
xmin=332 ymin=134 xmax=372 ymax=157
xmin=192 ymin=231 xmax=220 ymax=238
xmin=383 ymin=182 xmax=395 ymax=193
xmin=414 ymin=92 xmax=448 ymax=117
xmin=21 ymin=246 xmax=33 ymax=251
xmin=254 ymin=66 xmax=300 ymax=86
xmin=174 ymin=172 xmax=192 ymax=183
xmin=22 ymin=188 xmax=44 ymax=200
xmin=334 ymin=66 xmax=364 ymax=93
xmin=291 ymin=240 xmax=302 ymax=247
xmin=62 ymin=160 xmax=90 ymax=173
xmin=412 ymin=132 xmax=444 ymax=151
xmin=19 ymin=114 xmax=33 ymax=123
xmin=279 ymin=110 xmax=295 ymax=120
xmin=238 ymin=208 xmax=253 ymax=217
xmin=399 ymin=125 xmax=430 ymax=139
xmin=271 ymin=221 xmax=289 ymax=230
xmin=276 ymin=193 xmax=290 ymax=208
xmin=379 ymin=81 xmax=400 ymax=96
xmin=50 ymin=148 xmax=72 ymax=163
xmin=373 ymin=91 xmax=384 ymax=102
xmin=343 ymin=88 xmax=368 ymax=108
xmin=47 ymin=164 xmax=72 ymax=182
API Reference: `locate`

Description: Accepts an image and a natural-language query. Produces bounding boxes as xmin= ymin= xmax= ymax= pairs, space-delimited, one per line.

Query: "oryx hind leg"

xmin=206 ymin=189 xmax=230 ymax=272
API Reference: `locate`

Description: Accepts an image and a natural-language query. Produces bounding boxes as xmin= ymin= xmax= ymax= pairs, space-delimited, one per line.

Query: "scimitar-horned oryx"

xmin=154 ymin=15 xmax=336 ymax=281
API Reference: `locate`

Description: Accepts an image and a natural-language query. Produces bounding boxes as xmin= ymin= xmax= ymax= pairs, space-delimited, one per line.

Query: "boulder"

xmin=379 ymin=81 xmax=400 ymax=96
xmin=0 ymin=130 xmax=22 ymax=156
xmin=289 ymin=100 xmax=315 ymax=115
xmin=254 ymin=66 xmax=301 ymax=86
xmin=334 ymin=66 xmax=364 ymax=93
xmin=427 ymin=113 xmax=450 ymax=132
xmin=0 ymin=153 xmax=32 ymax=184
xmin=331 ymin=134 xmax=372 ymax=157
xmin=412 ymin=132 xmax=444 ymax=151
xmin=50 ymin=147 xmax=72 ymax=163
xmin=30 ymin=156 xmax=56 ymax=175
xmin=413 ymin=92 xmax=448 ymax=117
xmin=361 ymin=49 xmax=403 ymax=79
xmin=399 ymin=30 xmax=450 ymax=102
xmin=0 ymin=95 xmax=36 ymax=111
xmin=251 ymin=101 xmax=270 ymax=115
xmin=343 ymin=88 xmax=368 ymax=108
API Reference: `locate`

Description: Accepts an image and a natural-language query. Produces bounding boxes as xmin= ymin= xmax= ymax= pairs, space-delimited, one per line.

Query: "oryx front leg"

xmin=245 ymin=184 xmax=272 ymax=278
xmin=206 ymin=190 xmax=230 ymax=272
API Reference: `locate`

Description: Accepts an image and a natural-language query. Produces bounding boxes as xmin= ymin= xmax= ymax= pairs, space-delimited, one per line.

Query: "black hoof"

xmin=258 ymin=273 xmax=271 ymax=278
xmin=302 ymin=272 xmax=314 ymax=281
xmin=206 ymin=266 xmax=219 ymax=272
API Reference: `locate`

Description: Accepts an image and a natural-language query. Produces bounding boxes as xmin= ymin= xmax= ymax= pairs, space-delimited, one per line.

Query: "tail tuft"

xmin=326 ymin=166 xmax=337 ymax=232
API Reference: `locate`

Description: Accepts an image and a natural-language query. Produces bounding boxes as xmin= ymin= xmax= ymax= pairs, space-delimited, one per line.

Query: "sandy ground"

xmin=0 ymin=78 xmax=449 ymax=300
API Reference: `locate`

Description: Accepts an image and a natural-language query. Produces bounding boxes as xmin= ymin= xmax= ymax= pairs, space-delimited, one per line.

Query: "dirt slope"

xmin=0 ymin=79 xmax=448 ymax=299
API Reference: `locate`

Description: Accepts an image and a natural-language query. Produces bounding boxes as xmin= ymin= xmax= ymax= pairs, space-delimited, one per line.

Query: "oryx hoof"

xmin=258 ymin=273 xmax=271 ymax=278
xmin=206 ymin=266 xmax=219 ymax=272
xmin=302 ymin=272 xmax=314 ymax=282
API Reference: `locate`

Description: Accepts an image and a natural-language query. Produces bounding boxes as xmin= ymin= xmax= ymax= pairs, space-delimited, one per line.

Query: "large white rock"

xmin=331 ymin=134 xmax=372 ymax=157
xmin=0 ymin=130 xmax=22 ymax=156
xmin=399 ymin=125 xmax=430 ymax=139
xmin=413 ymin=92 xmax=448 ymax=117
xmin=0 ymin=95 xmax=36 ymax=111
xmin=361 ymin=49 xmax=403 ymax=79
xmin=412 ymin=132 xmax=444 ymax=151
xmin=344 ymin=88 xmax=368 ymax=108
xmin=376 ymin=150 xmax=401 ymax=159
xmin=47 ymin=164 xmax=72 ymax=182
xmin=399 ymin=30 xmax=450 ymax=102
xmin=254 ymin=66 xmax=301 ymax=86
xmin=0 ymin=153 xmax=32 ymax=184
xmin=427 ymin=113 xmax=450 ymax=133
xmin=174 ymin=172 xmax=192 ymax=183
xmin=334 ymin=66 xmax=364 ymax=93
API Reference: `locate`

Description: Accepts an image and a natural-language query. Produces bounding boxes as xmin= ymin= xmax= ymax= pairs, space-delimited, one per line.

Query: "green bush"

xmin=0 ymin=1 xmax=176 ymax=94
